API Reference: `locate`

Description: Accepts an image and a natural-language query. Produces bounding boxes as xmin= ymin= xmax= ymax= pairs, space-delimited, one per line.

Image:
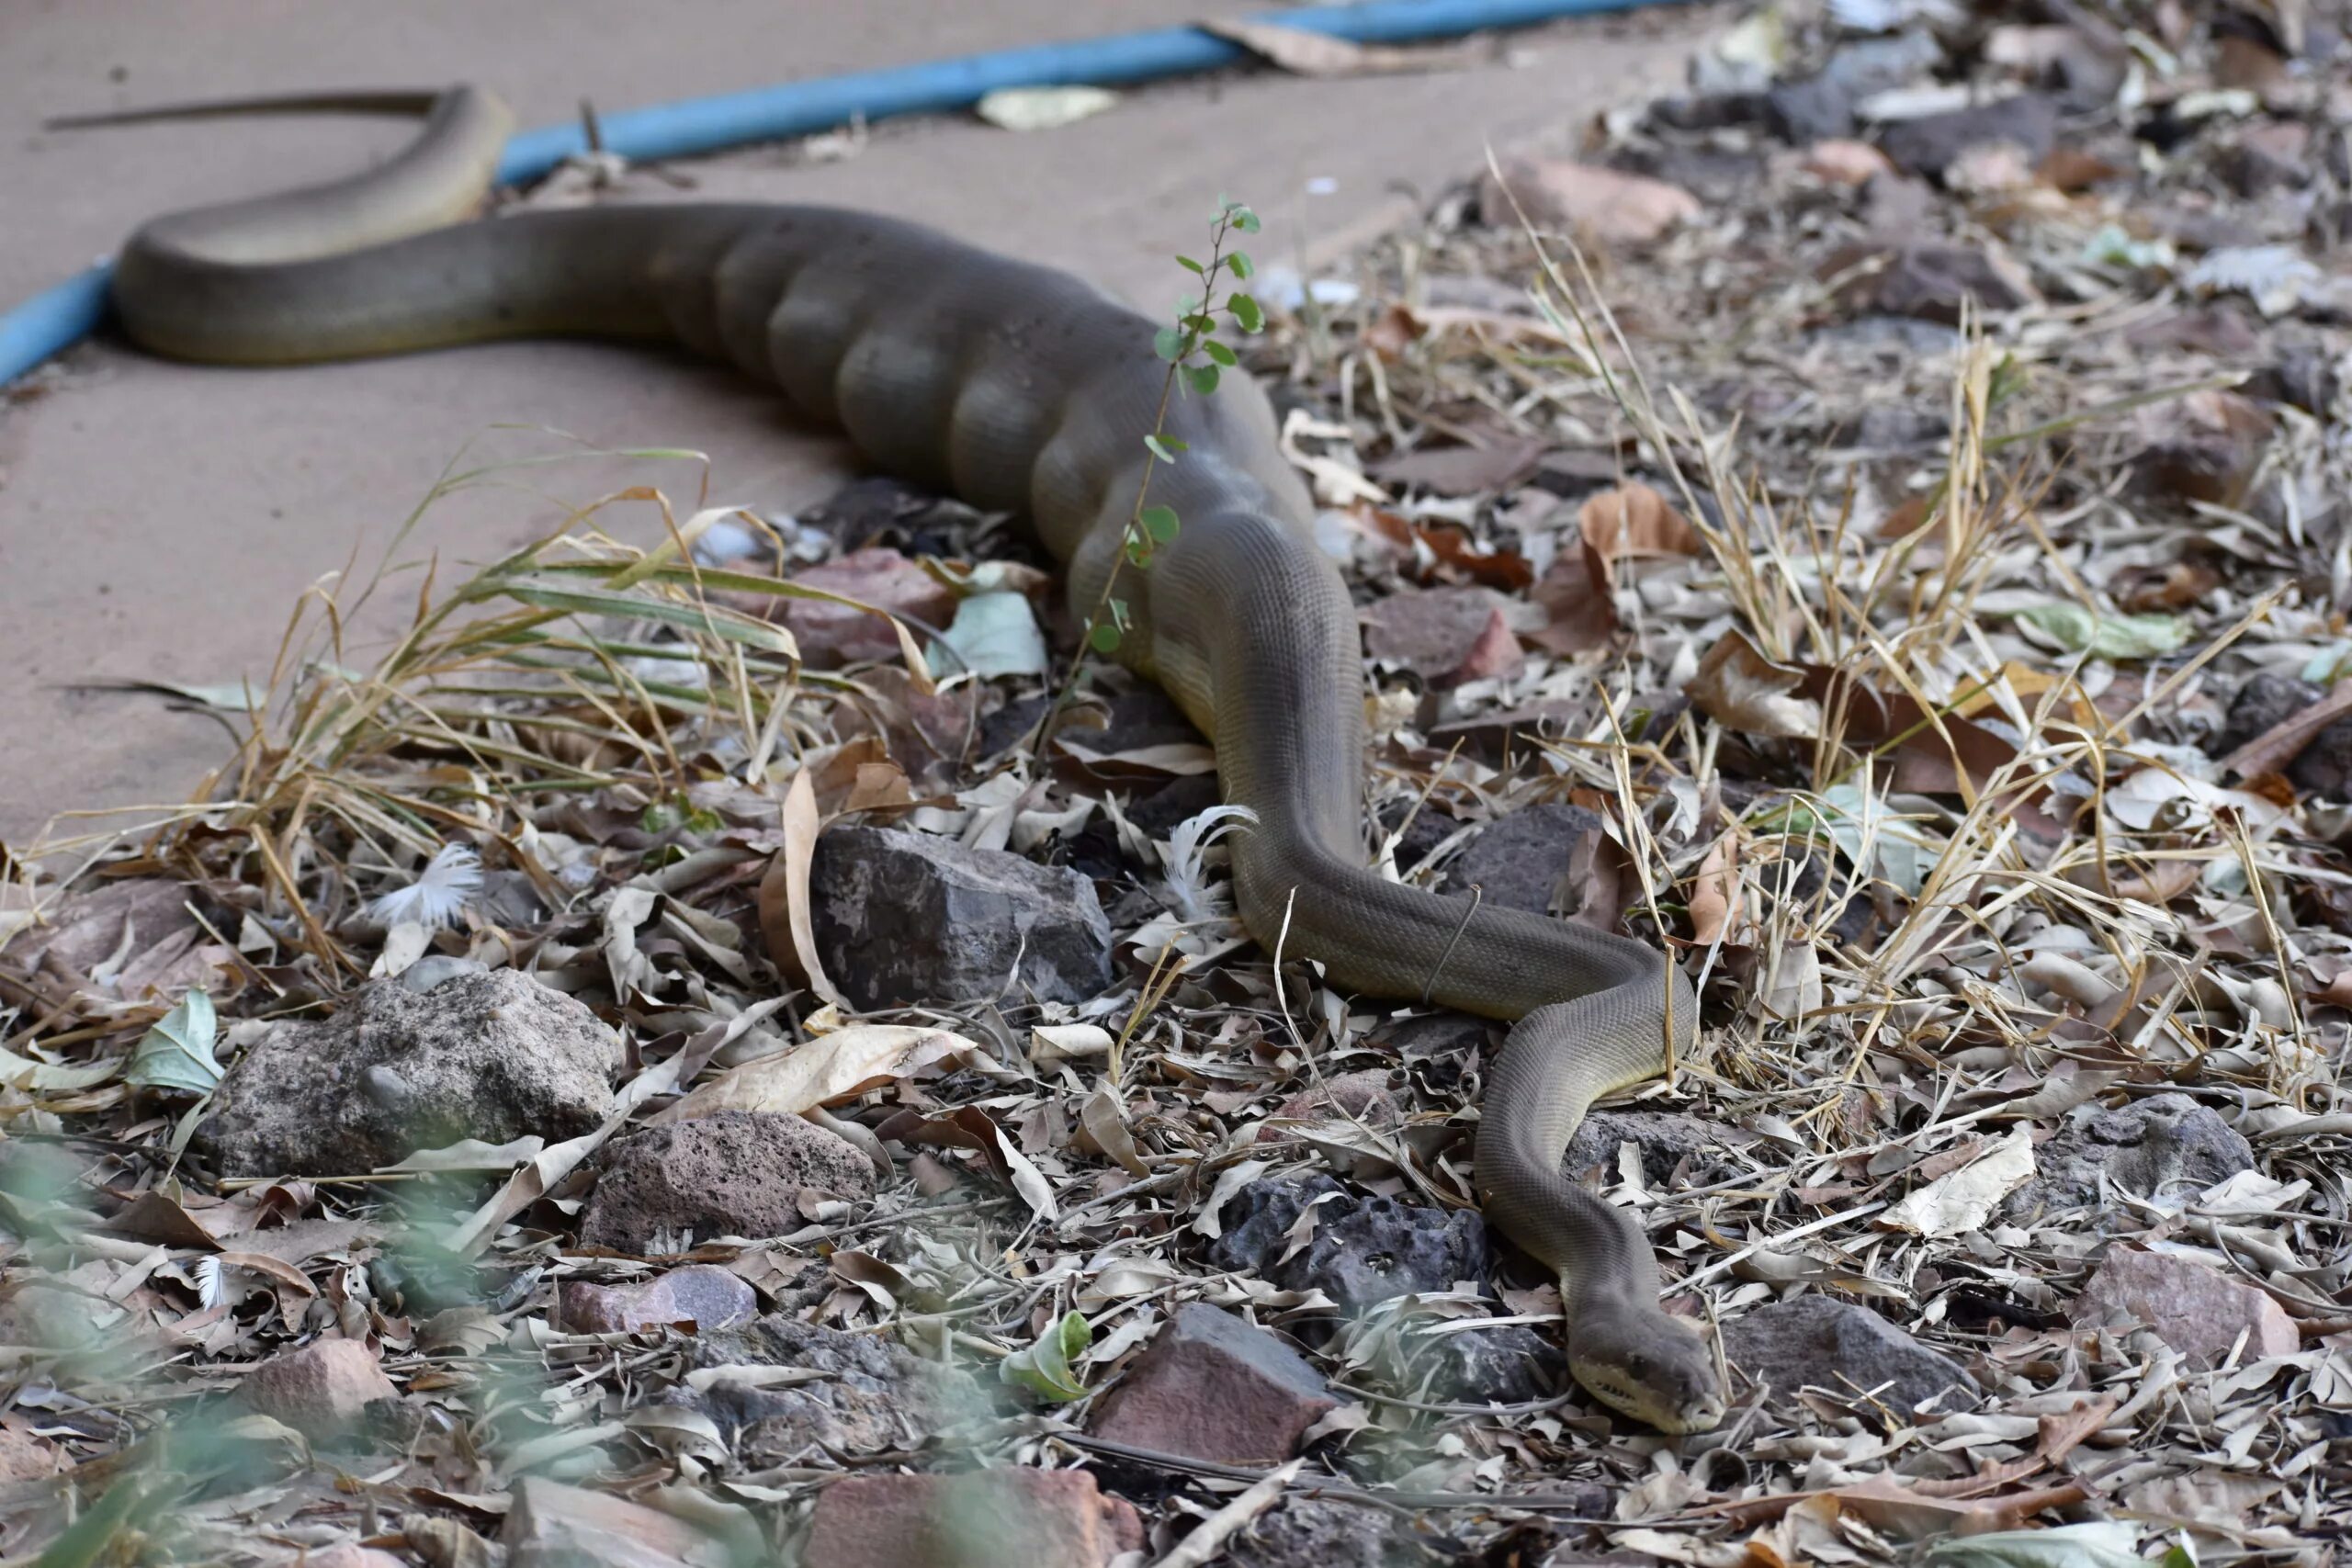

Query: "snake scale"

xmin=94 ymin=85 xmax=1724 ymax=1430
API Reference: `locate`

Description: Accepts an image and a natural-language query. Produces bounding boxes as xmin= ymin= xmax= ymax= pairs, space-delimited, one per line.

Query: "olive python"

xmin=89 ymin=85 xmax=1723 ymax=1430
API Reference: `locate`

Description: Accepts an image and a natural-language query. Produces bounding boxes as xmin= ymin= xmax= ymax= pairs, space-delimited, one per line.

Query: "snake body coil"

xmin=103 ymin=86 xmax=1724 ymax=1431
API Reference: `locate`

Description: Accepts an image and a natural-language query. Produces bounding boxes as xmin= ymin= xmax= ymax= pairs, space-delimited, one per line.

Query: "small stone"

xmin=1208 ymin=1177 xmax=1489 ymax=1316
xmin=2073 ymin=1247 xmax=2300 ymax=1367
xmin=1766 ymin=76 xmax=1859 ymax=144
xmin=2140 ymin=389 xmax=2273 ymax=510
xmin=2220 ymin=120 xmax=2313 ymax=197
xmin=203 ymin=970 xmax=619 ymax=1178
xmin=1566 ymin=1110 xmax=1758 ymax=1187
xmin=1088 ymin=1303 xmax=1336 ymax=1463
xmin=582 ymin=1111 xmax=874 ymax=1252
xmin=1765 ymin=34 xmax=1943 ymax=144
xmin=1229 ymin=1497 xmax=1449 ymax=1568
xmin=1878 ymin=94 xmax=2060 ymax=182
xmin=2003 ymin=1093 xmax=2255 ymax=1228
xmin=808 ymin=826 xmax=1113 ymax=1010
xmin=675 ymin=1315 xmax=982 ymax=1461
xmin=2246 ymin=343 xmax=2340 ymax=416
xmin=1829 ymin=242 xmax=2039 ymax=324
xmin=1361 ymin=587 xmax=1528 ymax=686
xmin=395 ymin=954 xmax=487 ymax=993
xmin=774 ymin=547 xmax=959 ymax=670
xmin=2217 ymin=673 xmax=2325 ymax=758
xmin=559 ymin=1264 xmax=759 ymax=1334
xmin=1720 ymin=1295 xmax=1977 ymax=1416
xmin=243 ymin=1338 xmax=399 ymax=1438
xmin=1258 ymin=1070 xmax=1401 ymax=1145
xmin=1443 ymin=803 xmax=1620 ymax=923
xmin=1374 ymin=797 xmax=1461 ymax=875
xmin=804 ymin=1470 xmax=1144 ymax=1568
xmin=1476 ymin=160 xmax=1700 ymax=245
xmin=503 ymin=1476 xmax=732 ymax=1567
xmin=1415 ymin=1323 xmax=1565 ymax=1404
xmin=1803 ymin=139 xmax=1895 ymax=185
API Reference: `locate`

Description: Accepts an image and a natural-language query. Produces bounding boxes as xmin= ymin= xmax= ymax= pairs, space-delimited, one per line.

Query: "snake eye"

xmin=1627 ymin=1353 xmax=1651 ymax=1379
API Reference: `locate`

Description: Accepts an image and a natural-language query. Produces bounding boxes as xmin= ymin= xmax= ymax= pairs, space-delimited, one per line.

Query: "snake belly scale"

xmin=97 ymin=85 xmax=1724 ymax=1431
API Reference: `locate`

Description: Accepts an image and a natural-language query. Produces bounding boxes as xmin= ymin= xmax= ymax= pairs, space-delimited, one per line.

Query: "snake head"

xmin=1566 ymin=1309 xmax=1726 ymax=1434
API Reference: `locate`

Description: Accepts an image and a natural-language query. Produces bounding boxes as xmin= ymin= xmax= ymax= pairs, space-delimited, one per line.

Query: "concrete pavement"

xmin=0 ymin=0 xmax=1713 ymax=845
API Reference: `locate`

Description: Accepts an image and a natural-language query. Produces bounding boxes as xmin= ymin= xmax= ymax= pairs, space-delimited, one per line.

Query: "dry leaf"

xmin=657 ymin=1024 xmax=998 ymax=1123
xmin=1202 ymin=18 xmax=1467 ymax=76
xmin=1687 ymin=630 xmax=1823 ymax=739
xmin=755 ymin=771 xmax=850 ymax=1010
xmin=1882 ymin=1125 xmax=2035 ymax=1237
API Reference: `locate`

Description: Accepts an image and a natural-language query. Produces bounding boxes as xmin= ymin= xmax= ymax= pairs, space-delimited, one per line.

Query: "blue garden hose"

xmin=0 ymin=0 xmax=1686 ymax=386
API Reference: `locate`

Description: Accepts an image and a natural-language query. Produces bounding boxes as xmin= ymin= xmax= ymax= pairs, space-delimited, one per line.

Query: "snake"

xmin=85 ymin=85 xmax=1724 ymax=1431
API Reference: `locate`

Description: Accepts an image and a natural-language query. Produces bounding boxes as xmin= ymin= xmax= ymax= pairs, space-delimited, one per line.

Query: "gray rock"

xmin=1416 ymin=1323 xmax=1564 ymax=1405
xmin=1765 ymin=75 xmax=1859 ymax=143
xmin=1879 ymin=94 xmax=2060 ymax=183
xmin=1565 ymin=1111 xmax=1757 ymax=1187
xmin=809 ymin=826 xmax=1113 ymax=1009
xmin=1838 ymin=243 xmax=2038 ymax=324
xmin=1763 ymin=34 xmax=1942 ymax=144
xmin=395 ymin=954 xmax=488 ymax=993
xmin=2003 ymin=1093 xmax=2254 ymax=1229
xmin=1721 ymin=1295 xmax=1977 ymax=1416
xmin=1207 ymin=1177 xmax=1490 ymax=1315
xmin=581 ymin=1110 xmax=874 ymax=1251
xmin=2217 ymin=672 xmax=2322 ymax=757
xmin=1087 ymin=1303 xmax=1338 ymax=1464
xmin=203 ymin=970 xmax=619 ymax=1178
xmin=1443 ymin=803 xmax=1614 ymax=921
xmin=671 ymin=1315 xmax=983 ymax=1461
xmin=1229 ymin=1498 xmax=1448 ymax=1568
xmin=557 ymin=1264 xmax=759 ymax=1334
xmin=2216 ymin=673 xmax=2352 ymax=795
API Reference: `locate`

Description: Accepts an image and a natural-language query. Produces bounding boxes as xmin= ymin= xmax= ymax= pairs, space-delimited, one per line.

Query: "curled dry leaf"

xmin=1688 ymin=835 xmax=1741 ymax=946
xmin=656 ymin=1024 xmax=1001 ymax=1124
xmin=1534 ymin=484 xmax=1703 ymax=654
xmin=755 ymin=770 xmax=851 ymax=1010
xmin=1687 ymin=630 xmax=1824 ymax=739
xmin=1881 ymin=1125 xmax=2036 ymax=1237
xmin=875 ymin=1104 xmax=1059 ymax=1219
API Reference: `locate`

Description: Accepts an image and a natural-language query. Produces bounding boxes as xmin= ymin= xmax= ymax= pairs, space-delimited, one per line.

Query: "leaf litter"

xmin=6 ymin=0 xmax=2352 ymax=1562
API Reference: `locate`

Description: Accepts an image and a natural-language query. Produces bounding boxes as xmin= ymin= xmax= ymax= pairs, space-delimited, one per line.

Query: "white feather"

xmin=368 ymin=843 xmax=484 ymax=931
xmin=1159 ymin=805 xmax=1258 ymax=921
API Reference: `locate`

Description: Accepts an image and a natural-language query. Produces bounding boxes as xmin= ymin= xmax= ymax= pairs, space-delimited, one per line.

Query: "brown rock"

xmin=773 ymin=547 xmax=958 ymax=670
xmin=1256 ymin=1070 xmax=1401 ymax=1144
xmin=243 ymin=1338 xmax=399 ymax=1438
xmin=1478 ymin=158 xmax=1700 ymax=244
xmin=2073 ymin=1247 xmax=2300 ymax=1367
xmin=2140 ymin=390 xmax=2273 ymax=508
xmin=504 ymin=1475 xmax=735 ymax=1567
xmin=2221 ymin=120 xmax=2313 ymax=197
xmin=582 ymin=1111 xmax=875 ymax=1252
xmin=1878 ymin=94 xmax=2060 ymax=182
xmin=1361 ymin=586 xmax=1527 ymax=685
xmin=1803 ymin=139 xmax=1894 ymax=185
xmin=803 ymin=1470 xmax=1143 ymax=1568
xmin=558 ymin=1264 xmax=759 ymax=1334
xmin=1088 ymin=1303 xmax=1338 ymax=1464
xmin=1829 ymin=241 xmax=2039 ymax=324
